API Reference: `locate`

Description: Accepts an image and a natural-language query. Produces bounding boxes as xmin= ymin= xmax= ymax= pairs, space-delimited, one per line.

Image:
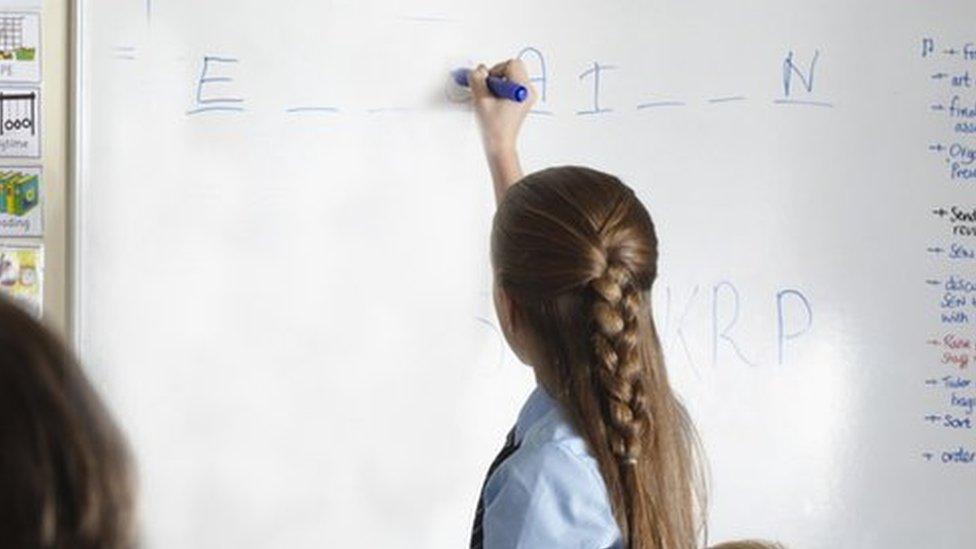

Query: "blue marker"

xmin=451 ymin=68 xmax=528 ymax=102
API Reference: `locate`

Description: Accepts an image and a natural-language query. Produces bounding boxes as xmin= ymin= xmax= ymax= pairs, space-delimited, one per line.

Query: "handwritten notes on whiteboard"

xmin=920 ymin=37 xmax=976 ymax=466
xmin=77 ymin=2 xmax=976 ymax=547
xmin=178 ymin=48 xmax=834 ymax=119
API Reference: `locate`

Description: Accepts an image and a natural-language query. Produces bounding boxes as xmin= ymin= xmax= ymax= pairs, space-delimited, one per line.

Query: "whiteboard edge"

xmin=68 ymin=0 xmax=83 ymax=355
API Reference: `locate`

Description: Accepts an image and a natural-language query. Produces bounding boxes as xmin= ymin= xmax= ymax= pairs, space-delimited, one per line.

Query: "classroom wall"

xmin=42 ymin=0 xmax=67 ymax=335
xmin=0 ymin=1 xmax=67 ymax=335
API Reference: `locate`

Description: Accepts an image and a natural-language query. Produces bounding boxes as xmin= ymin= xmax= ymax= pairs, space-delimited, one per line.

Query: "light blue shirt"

xmin=482 ymin=386 xmax=623 ymax=548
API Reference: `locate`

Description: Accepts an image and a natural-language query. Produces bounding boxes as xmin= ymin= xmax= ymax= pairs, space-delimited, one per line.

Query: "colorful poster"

xmin=0 ymin=166 xmax=40 ymax=235
xmin=0 ymin=12 xmax=39 ymax=83
xmin=0 ymin=244 xmax=41 ymax=317
xmin=0 ymin=85 xmax=38 ymax=157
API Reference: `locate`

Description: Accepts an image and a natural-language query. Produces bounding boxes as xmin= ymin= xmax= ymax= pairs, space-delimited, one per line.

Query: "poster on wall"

xmin=0 ymin=166 xmax=41 ymax=236
xmin=0 ymin=12 xmax=39 ymax=83
xmin=0 ymin=243 xmax=42 ymax=317
xmin=0 ymin=85 xmax=38 ymax=157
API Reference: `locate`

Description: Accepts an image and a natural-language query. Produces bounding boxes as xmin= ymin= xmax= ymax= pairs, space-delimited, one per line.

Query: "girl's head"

xmin=0 ymin=298 xmax=135 ymax=548
xmin=491 ymin=166 xmax=706 ymax=548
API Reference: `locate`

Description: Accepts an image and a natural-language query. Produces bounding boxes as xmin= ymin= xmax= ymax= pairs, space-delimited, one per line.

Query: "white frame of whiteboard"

xmin=68 ymin=0 xmax=83 ymax=349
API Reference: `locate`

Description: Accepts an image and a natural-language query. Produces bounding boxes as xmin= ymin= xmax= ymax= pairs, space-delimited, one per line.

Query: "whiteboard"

xmin=75 ymin=1 xmax=976 ymax=547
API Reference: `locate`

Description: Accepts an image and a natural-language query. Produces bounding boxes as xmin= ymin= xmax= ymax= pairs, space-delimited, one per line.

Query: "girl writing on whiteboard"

xmin=465 ymin=60 xmax=780 ymax=549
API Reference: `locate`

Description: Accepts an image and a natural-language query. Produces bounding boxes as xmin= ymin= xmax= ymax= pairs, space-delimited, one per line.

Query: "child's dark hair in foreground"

xmin=0 ymin=298 xmax=135 ymax=548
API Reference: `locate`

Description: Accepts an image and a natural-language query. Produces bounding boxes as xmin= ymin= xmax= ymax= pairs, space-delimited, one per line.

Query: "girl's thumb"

xmin=468 ymin=65 xmax=490 ymax=100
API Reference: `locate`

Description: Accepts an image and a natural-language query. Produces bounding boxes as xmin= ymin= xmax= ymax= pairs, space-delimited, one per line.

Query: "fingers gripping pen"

xmin=451 ymin=68 xmax=528 ymax=102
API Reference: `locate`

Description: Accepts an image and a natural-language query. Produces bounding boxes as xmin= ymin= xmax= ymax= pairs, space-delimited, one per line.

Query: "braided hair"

xmin=491 ymin=166 xmax=706 ymax=548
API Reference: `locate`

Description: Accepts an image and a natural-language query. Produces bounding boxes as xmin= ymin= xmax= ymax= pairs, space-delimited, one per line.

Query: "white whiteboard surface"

xmin=76 ymin=1 xmax=976 ymax=548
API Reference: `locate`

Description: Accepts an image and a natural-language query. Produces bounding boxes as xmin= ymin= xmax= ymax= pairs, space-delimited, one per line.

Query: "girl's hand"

xmin=468 ymin=59 xmax=536 ymax=203
xmin=468 ymin=59 xmax=536 ymax=156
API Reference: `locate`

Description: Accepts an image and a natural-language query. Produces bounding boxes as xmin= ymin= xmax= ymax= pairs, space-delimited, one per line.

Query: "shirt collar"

xmin=514 ymin=385 xmax=558 ymax=443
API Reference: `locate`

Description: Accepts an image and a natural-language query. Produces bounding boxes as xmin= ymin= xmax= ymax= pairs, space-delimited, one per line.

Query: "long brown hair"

xmin=491 ymin=166 xmax=707 ymax=548
xmin=0 ymin=298 xmax=135 ymax=548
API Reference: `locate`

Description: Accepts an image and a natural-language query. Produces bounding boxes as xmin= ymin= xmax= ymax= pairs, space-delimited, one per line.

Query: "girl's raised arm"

xmin=468 ymin=59 xmax=536 ymax=204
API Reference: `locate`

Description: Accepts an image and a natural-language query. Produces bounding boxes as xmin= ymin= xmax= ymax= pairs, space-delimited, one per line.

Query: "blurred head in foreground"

xmin=0 ymin=298 xmax=135 ymax=548
xmin=710 ymin=542 xmax=787 ymax=549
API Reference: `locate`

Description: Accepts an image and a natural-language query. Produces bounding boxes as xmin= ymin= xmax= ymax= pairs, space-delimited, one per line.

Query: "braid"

xmin=492 ymin=166 xmax=706 ymax=548
xmin=590 ymin=262 xmax=660 ymax=547
xmin=591 ymin=263 xmax=649 ymax=465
